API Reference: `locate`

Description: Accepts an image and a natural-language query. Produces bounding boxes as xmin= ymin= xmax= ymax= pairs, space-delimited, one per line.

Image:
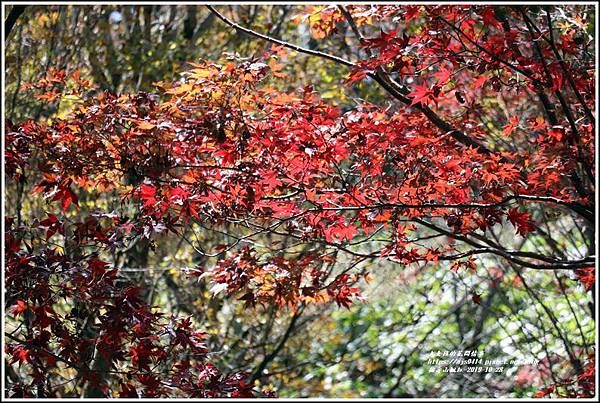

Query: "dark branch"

xmin=4 ymin=5 xmax=26 ymax=40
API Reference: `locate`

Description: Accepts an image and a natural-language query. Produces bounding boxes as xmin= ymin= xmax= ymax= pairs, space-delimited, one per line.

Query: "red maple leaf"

xmin=408 ymin=82 xmax=441 ymax=107
xmin=507 ymin=208 xmax=535 ymax=236
xmin=11 ymin=300 xmax=29 ymax=316
xmin=12 ymin=346 xmax=32 ymax=366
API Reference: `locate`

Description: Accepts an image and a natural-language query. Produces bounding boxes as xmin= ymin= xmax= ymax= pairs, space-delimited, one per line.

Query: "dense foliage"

xmin=4 ymin=4 xmax=596 ymax=398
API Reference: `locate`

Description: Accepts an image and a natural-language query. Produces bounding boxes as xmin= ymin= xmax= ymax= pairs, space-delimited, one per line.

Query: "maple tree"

xmin=4 ymin=4 xmax=596 ymax=398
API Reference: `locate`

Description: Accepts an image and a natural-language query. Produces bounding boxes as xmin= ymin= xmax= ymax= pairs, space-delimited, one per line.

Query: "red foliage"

xmin=4 ymin=216 xmax=262 ymax=397
xmin=534 ymin=354 xmax=595 ymax=398
xmin=4 ymin=5 xmax=594 ymax=398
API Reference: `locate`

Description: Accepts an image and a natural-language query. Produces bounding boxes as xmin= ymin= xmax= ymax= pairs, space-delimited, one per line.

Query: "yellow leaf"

xmin=191 ymin=68 xmax=214 ymax=79
xmin=137 ymin=121 xmax=156 ymax=130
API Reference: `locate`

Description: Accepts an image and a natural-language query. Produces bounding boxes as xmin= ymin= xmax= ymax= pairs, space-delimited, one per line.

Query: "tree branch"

xmin=4 ymin=5 xmax=26 ymax=40
xmin=249 ymin=309 xmax=301 ymax=383
xmin=207 ymin=5 xmax=355 ymax=67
